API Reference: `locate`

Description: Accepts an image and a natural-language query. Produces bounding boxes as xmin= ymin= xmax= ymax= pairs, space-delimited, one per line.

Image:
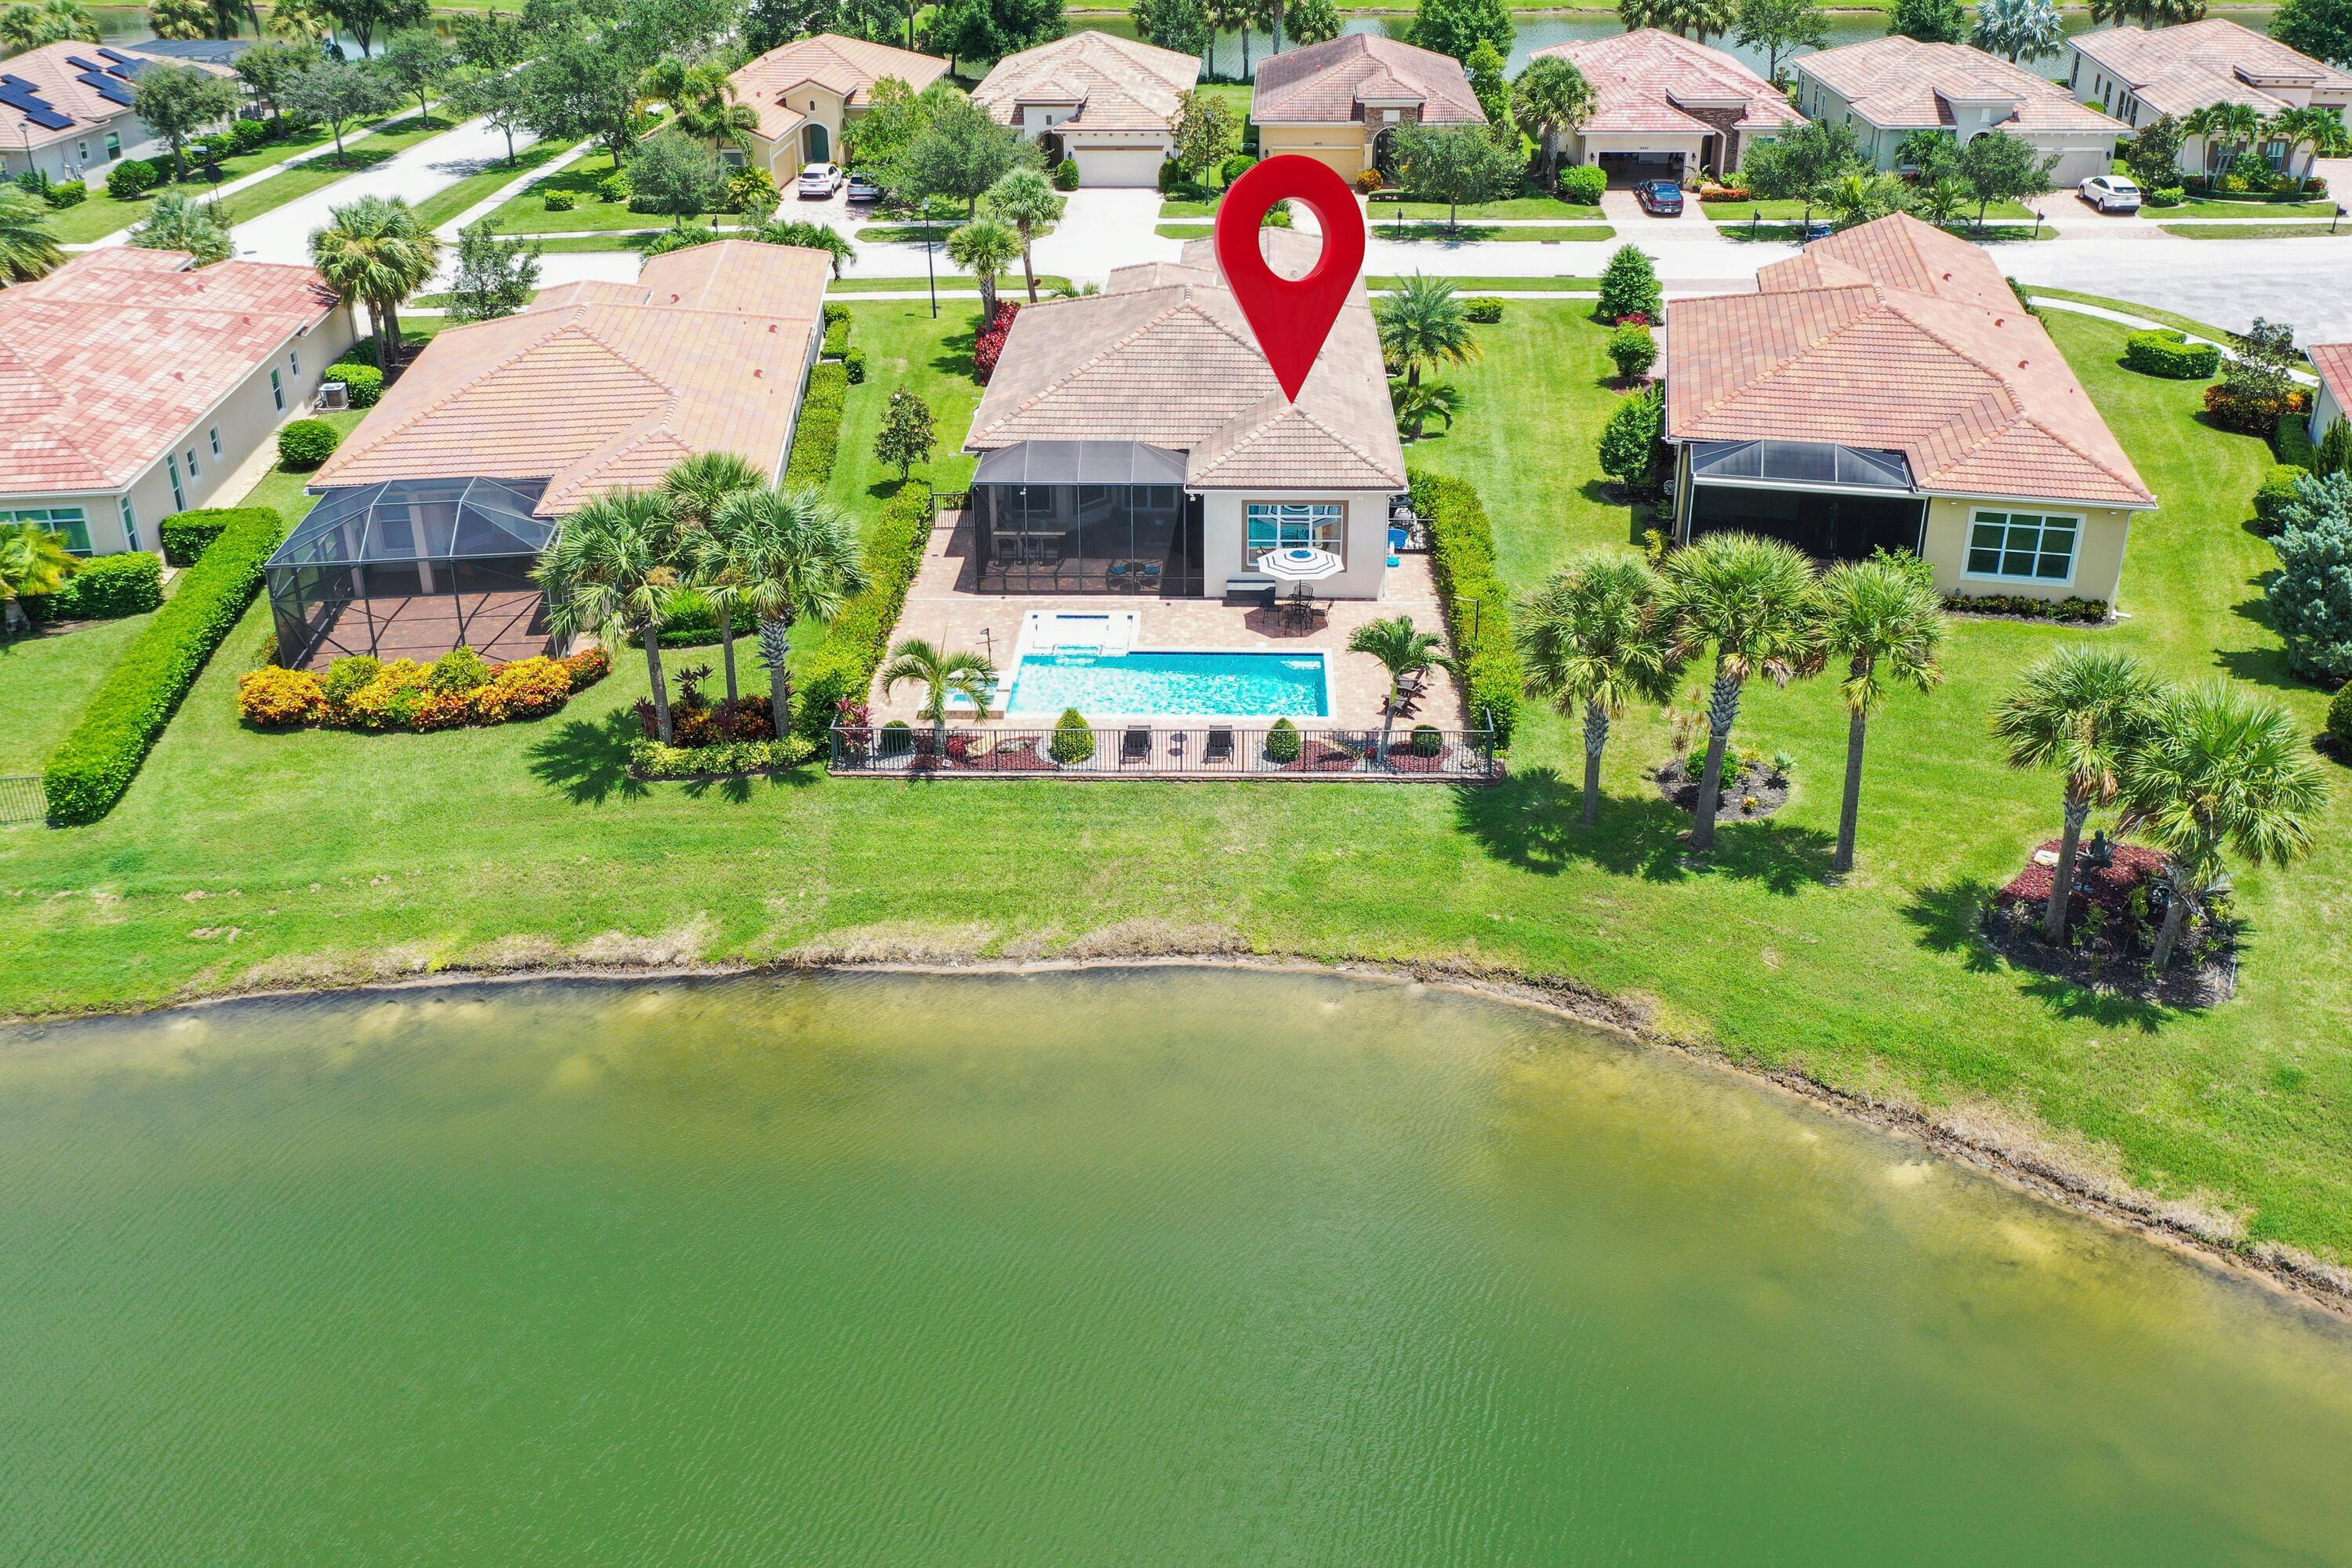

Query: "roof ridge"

xmin=1687 ymin=286 xmax=1885 ymax=423
xmin=1933 ymin=408 xmax=2149 ymax=501
xmin=342 ymin=311 xmax=631 ymax=458
xmin=969 ymin=292 xmax=1229 ymax=443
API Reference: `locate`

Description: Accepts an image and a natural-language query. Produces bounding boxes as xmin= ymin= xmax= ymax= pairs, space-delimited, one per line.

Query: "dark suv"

xmin=1635 ymin=179 xmax=1684 ymax=216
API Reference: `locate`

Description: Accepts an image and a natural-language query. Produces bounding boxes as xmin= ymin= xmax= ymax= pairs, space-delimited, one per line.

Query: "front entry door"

xmin=804 ymin=123 xmax=829 ymax=163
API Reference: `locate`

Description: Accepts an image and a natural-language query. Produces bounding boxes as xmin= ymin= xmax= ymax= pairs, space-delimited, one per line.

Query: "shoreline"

xmin=9 ymin=946 xmax=2350 ymax=1325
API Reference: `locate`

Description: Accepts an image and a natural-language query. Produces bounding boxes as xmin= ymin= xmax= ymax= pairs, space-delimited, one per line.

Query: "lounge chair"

xmin=1204 ymin=728 xmax=1235 ymax=765
xmin=1120 ymin=726 xmax=1152 ymax=765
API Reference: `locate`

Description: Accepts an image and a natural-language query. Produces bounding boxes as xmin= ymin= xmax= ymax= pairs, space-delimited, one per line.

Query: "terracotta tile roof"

xmin=1797 ymin=35 xmax=2127 ymax=134
xmin=728 ymin=33 xmax=949 ymax=143
xmin=974 ymin=30 xmax=1200 ymax=135
xmin=1667 ymin=214 xmax=2153 ymax=509
xmin=1251 ymin=34 xmax=1486 ymax=126
xmin=0 ymin=249 xmax=340 ymax=495
xmin=2070 ymin=20 xmax=2352 ymax=118
xmin=2311 ymin=343 xmax=2352 ymax=423
xmin=314 ymin=241 xmax=829 ymax=514
xmin=966 ymin=231 xmax=1405 ymax=492
xmin=0 ymin=41 xmax=234 ymax=153
xmin=1534 ymin=30 xmax=1804 ymax=140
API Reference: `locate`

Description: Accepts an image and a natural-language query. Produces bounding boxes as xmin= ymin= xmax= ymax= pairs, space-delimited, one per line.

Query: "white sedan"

xmin=2078 ymin=174 xmax=2143 ymax=212
xmin=797 ymin=162 xmax=844 ymax=198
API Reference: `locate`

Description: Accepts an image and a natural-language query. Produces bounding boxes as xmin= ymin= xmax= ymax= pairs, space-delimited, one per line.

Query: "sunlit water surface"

xmin=2 ymin=968 xmax=2349 ymax=1566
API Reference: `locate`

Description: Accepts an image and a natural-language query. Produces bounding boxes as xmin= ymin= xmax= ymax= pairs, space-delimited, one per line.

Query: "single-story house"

xmin=1528 ymin=28 xmax=1806 ymax=185
xmin=1792 ymin=36 xmax=2128 ymax=187
xmin=971 ymin=30 xmax=1201 ymax=188
xmin=1250 ymin=34 xmax=1486 ymax=182
xmin=1663 ymin=213 xmax=2156 ymax=606
xmin=962 ymin=231 xmax=1406 ymax=601
xmin=0 ymin=40 xmax=238 ymax=188
xmin=2065 ymin=21 xmax=2352 ymax=179
xmin=279 ymin=240 xmax=832 ymax=668
xmin=0 ymin=247 xmax=354 ymax=559
xmin=2310 ymin=343 xmax=2351 ymax=448
xmin=726 ymin=32 xmax=949 ymax=177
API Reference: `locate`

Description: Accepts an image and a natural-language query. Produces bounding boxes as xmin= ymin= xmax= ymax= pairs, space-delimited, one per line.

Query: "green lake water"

xmin=3 ymin=967 xmax=2350 ymax=1565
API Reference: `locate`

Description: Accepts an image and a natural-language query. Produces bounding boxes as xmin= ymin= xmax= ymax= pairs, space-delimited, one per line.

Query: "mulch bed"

xmin=1654 ymin=759 xmax=1790 ymax=823
xmin=1984 ymin=839 xmax=2237 ymax=1006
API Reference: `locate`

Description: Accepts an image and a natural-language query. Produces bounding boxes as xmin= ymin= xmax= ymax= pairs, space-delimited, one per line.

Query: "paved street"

xmin=231 ymin=114 xmax=539 ymax=267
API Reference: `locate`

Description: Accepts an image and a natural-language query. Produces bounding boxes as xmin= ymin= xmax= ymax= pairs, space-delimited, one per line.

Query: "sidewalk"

xmin=430 ymin=134 xmax=589 ymax=241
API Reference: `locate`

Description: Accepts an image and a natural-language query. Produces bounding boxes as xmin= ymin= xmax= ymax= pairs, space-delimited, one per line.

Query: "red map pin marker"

xmin=1214 ymin=154 xmax=1368 ymax=403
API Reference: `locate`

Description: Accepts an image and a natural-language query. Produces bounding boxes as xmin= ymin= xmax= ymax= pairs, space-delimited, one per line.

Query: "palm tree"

xmin=1373 ymin=273 xmax=1478 ymax=391
xmin=308 ymin=194 xmax=442 ymax=367
xmin=1 ymin=521 xmax=77 ymax=636
xmin=982 ymin=168 xmax=1064 ymax=304
xmin=1348 ymin=614 xmax=1454 ymax=764
xmin=704 ymin=485 xmax=869 ymax=740
xmin=881 ymin=637 xmax=996 ymax=753
xmin=1816 ymin=553 xmax=1944 ymax=875
xmin=0 ymin=0 xmax=96 ymax=47
xmin=2118 ymin=681 xmax=2325 ymax=970
xmin=1992 ymin=645 xmax=2164 ymax=944
xmin=1915 ymin=176 xmax=1971 ymax=230
xmin=1517 ymin=553 xmax=1682 ymax=827
xmin=535 ymin=489 xmax=684 ymax=742
xmin=1661 ymin=532 xmax=1822 ymax=852
xmin=268 ymin=0 xmax=332 ymax=44
xmin=2183 ymin=101 xmax=2263 ymax=178
xmin=146 ymin=0 xmax=212 ymax=38
xmin=129 ymin=192 xmax=232 ymax=266
xmin=2264 ymin=105 xmax=2352 ymax=189
xmin=945 ymin=217 xmax=1018 ymax=320
xmin=1388 ymin=379 xmax=1462 ymax=441
xmin=1205 ymin=0 xmax=1254 ymax=80
xmin=1823 ymin=171 xmax=1909 ymax=229
xmin=662 ymin=452 xmax=763 ymax=702
xmin=651 ymin=59 xmax=757 ymax=154
xmin=1971 ymin=0 xmax=2062 ymax=61
xmin=1511 ymin=57 xmax=1595 ymax=181
xmin=0 ymin=187 xmax=64 ymax=285
xmin=2087 ymin=0 xmax=2206 ymax=24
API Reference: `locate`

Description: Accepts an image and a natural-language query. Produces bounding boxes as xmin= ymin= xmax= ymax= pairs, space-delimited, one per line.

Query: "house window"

xmin=167 ymin=455 xmax=185 ymax=511
xmin=1965 ymin=510 xmax=2078 ymax=583
xmin=119 ymin=495 xmax=140 ymax=552
xmin=105 ymin=132 xmax=120 ymax=159
xmin=289 ymin=349 xmax=299 ymax=377
xmin=1 ymin=506 xmax=91 ymax=554
xmin=77 ymin=140 xmax=88 ymax=162
xmin=1245 ymin=501 xmax=1344 ymax=565
xmin=208 ymin=426 xmax=221 ymax=459
xmin=270 ymin=368 xmax=285 ymax=411
xmin=185 ymin=447 xmax=201 ymax=480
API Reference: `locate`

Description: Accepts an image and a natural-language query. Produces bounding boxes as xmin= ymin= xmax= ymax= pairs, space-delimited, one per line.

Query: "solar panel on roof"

xmin=95 ymin=46 xmax=133 ymax=62
xmin=16 ymin=103 xmax=75 ymax=129
xmin=66 ymin=55 xmax=105 ymax=71
xmin=0 ymin=79 xmax=75 ymax=129
xmin=76 ymin=71 xmax=136 ymax=106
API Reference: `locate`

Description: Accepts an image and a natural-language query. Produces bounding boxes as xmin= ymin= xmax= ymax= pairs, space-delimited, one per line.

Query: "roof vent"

xmin=2018 ymin=359 xmax=2029 ymax=368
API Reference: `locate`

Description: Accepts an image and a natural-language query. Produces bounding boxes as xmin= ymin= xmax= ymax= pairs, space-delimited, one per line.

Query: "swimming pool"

xmin=1003 ymin=650 xmax=1331 ymax=719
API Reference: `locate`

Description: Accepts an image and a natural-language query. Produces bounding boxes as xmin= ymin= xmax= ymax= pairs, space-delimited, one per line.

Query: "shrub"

xmin=2252 ymin=464 xmax=2310 ymax=535
xmin=321 ymin=653 xmax=381 ymax=705
xmin=1942 ymin=592 xmax=2109 ymax=622
xmin=629 ymin=735 xmax=815 ymax=778
xmin=561 ymin=645 xmax=609 ymax=686
xmin=42 ymin=506 xmax=283 ymax=825
xmin=643 ymin=225 xmax=719 ymax=256
xmin=2122 ymin=328 xmax=2218 ymax=379
xmin=1606 ymin=322 xmax=1657 ymax=380
xmin=1595 ymin=243 xmax=1661 ymax=324
xmin=278 ymin=419 xmax=339 ymax=469
xmin=470 ymin=655 xmax=573 ymax=722
xmin=1557 ymin=163 xmax=1606 ymax=205
xmin=1464 ymin=296 xmax=1503 ymax=324
xmin=339 ymin=658 xmax=434 ymax=728
xmin=161 ymin=515 xmax=228 ymax=565
xmin=230 ymin=117 xmax=269 ymax=152
xmin=1158 ymin=158 xmax=1181 ymax=194
xmin=782 ymin=361 xmax=848 ymax=488
xmin=46 ymin=179 xmax=86 ymax=209
xmin=1408 ymin=469 xmax=1522 ymax=746
xmin=2328 ymin=681 xmax=2352 ymax=751
xmin=2266 ymin=471 xmax=2352 ymax=680
xmin=542 ymin=189 xmax=576 ymax=212
xmin=597 ymin=169 xmax=631 ymax=204
xmin=106 ymin=158 xmax=158 ymax=199
xmin=973 ymin=301 xmax=1020 ymax=384
xmin=1265 ymin=716 xmax=1302 ymax=763
xmin=822 ymin=304 xmax=851 ymax=358
xmin=237 ymin=665 xmax=326 ymax=727
xmin=27 ymin=551 xmax=162 ymax=622
xmin=1048 ymin=706 xmax=1094 ymax=764
xmin=793 ymin=486 xmax=935 ymax=739
xmin=2275 ymin=408 xmax=2318 ymax=468
xmin=2202 ymin=382 xmax=2300 ymax=437
xmin=880 ymin=718 xmax=912 ymax=755
xmin=2146 ymin=185 xmax=2183 ymax=207
xmin=337 ymin=338 xmax=381 ymax=368
xmin=1054 ymin=158 xmax=1079 ymax=191
xmin=428 ymin=644 xmax=492 ymax=694
xmin=726 ymin=165 xmax=778 ymax=214
xmin=843 ymin=345 xmax=866 ymax=383
xmin=1599 ymin=384 xmax=1664 ymax=492
xmin=326 ymin=361 xmax=383 ymax=408
xmin=1410 ymin=723 xmax=1443 ymax=757
xmin=1219 ymin=153 xmax=1258 ymax=184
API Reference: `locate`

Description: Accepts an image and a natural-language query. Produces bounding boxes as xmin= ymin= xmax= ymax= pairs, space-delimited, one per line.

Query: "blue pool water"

xmin=1004 ymin=651 xmax=1330 ymax=718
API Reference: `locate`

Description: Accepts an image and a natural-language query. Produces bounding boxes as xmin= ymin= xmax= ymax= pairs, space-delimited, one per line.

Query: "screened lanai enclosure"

xmin=967 ymin=441 xmax=1207 ymax=596
xmin=1679 ymin=439 xmax=1927 ymax=563
xmin=267 ymin=479 xmax=558 ymax=670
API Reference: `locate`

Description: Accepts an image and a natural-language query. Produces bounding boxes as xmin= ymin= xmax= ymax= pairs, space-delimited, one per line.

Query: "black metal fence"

xmin=829 ymin=722 xmax=1500 ymax=782
xmin=0 ymin=775 xmax=45 ymax=826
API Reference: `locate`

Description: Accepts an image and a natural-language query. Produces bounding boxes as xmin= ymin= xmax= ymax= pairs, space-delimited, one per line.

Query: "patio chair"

xmin=1120 ymin=726 xmax=1152 ymax=765
xmin=1204 ymin=727 xmax=1235 ymax=766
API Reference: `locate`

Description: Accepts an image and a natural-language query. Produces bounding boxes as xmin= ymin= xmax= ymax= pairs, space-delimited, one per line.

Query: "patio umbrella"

xmin=1258 ymin=546 xmax=1344 ymax=583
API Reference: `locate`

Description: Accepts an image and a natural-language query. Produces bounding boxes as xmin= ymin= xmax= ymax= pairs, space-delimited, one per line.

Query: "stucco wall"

xmin=750 ymin=86 xmax=850 ymax=176
xmin=2310 ymin=379 xmax=2347 ymax=447
xmin=1197 ymin=490 xmax=1394 ymax=601
xmin=1917 ymin=494 xmax=2137 ymax=605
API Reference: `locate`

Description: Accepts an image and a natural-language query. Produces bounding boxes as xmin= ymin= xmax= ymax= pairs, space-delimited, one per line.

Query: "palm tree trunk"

xmin=2150 ymin=886 xmax=2192 ymax=970
xmin=1022 ymin=239 xmax=1037 ymax=302
xmin=978 ymin=270 xmax=996 ymax=320
xmin=1688 ymin=670 xmax=1741 ymax=852
xmin=1833 ymin=707 xmax=1867 ymax=874
xmin=758 ymin=612 xmax=793 ymax=739
xmin=379 ymin=297 xmax=405 ymax=368
xmin=2043 ymin=795 xmax=2089 ymax=944
xmin=640 ymin=621 xmax=673 ymax=743
xmin=1377 ymin=684 xmax=1397 ymax=764
xmin=1581 ymin=699 xmax=1608 ymax=829
xmin=717 ymin=613 xmax=739 ymax=704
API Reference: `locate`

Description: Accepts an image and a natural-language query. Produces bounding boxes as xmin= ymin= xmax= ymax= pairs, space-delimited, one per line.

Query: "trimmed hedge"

xmin=1942 ymin=591 xmax=2110 ymax=623
xmin=1464 ymin=297 xmax=1503 ymax=324
xmin=782 ymin=361 xmax=849 ymax=489
xmin=793 ymin=485 xmax=935 ymax=740
xmin=278 ymin=419 xmax=340 ymax=469
xmin=2328 ymin=681 xmax=2352 ymax=751
xmin=326 ymin=361 xmax=383 ymax=408
xmin=26 ymin=551 xmax=162 ymax=622
xmin=1557 ymin=164 xmax=1606 ymax=205
xmin=2254 ymin=463 xmax=2310 ymax=535
xmin=1406 ymin=468 xmax=1521 ymax=747
xmin=43 ymin=506 xmax=285 ymax=825
xmin=629 ymin=735 xmax=815 ymax=778
xmin=162 ymin=514 xmax=229 ymax=565
xmin=2122 ymin=328 xmax=2219 ymax=379
xmin=822 ymin=303 xmax=851 ymax=358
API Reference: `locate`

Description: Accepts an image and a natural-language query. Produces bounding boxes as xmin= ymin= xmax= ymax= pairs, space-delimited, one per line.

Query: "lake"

xmin=2 ymin=967 xmax=2348 ymax=1565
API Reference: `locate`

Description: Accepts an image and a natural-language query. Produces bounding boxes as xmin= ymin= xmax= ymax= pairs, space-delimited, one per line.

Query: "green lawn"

xmin=1370 ymin=221 xmax=1618 ymax=241
xmin=2159 ymin=223 xmax=2347 ymax=240
xmin=826 ymin=274 xmax=1071 ymax=293
xmin=1369 ymin=274 xmax=1600 ymax=290
xmin=0 ymin=612 xmax=156 ymax=774
xmin=1374 ymin=197 xmax=1608 ymax=220
xmin=1726 ymin=220 xmax=2049 ymax=241
xmin=1704 ymin=198 xmax=2039 ymax=222
xmin=2159 ymin=198 xmax=2341 ymax=220
xmin=483 ymin=159 xmax=746 ymax=234
xmin=410 ymin=136 xmax=581 ymax=231
xmin=2018 ymin=287 xmax=2247 ymax=346
xmin=10 ymin=300 xmax=2352 ymax=1274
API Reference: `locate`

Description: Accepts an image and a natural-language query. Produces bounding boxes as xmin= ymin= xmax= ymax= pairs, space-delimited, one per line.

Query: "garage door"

xmin=1073 ymin=147 xmax=1165 ymax=187
xmin=1597 ymin=151 xmax=1682 ymax=187
xmin=2046 ymin=148 xmax=2114 ymax=188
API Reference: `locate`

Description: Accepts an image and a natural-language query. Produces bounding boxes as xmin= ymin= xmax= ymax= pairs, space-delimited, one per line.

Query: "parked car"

xmin=1799 ymin=217 xmax=1833 ymax=241
xmin=797 ymin=162 xmax=844 ymax=198
xmin=845 ymin=171 xmax=884 ymax=203
xmin=1634 ymin=179 xmax=1683 ymax=216
xmin=2078 ymin=174 xmax=2142 ymax=213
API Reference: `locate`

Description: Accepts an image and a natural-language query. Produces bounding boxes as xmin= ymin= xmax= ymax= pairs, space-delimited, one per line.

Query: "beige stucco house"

xmin=1664 ymin=214 xmax=2155 ymax=607
xmin=1251 ymin=34 xmax=1486 ymax=182
xmin=726 ymin=33 xmax=949 ymax=177
xmin=0 ymin=248 xmax=355 ymax=558
xmin=0 ymin=41 xmax=239 ymax=188
xmin=1529 ymin=28 xmax=1805 ymax=184
xmin=1793 ymin=36 xmax=2128 ymax=187
xmin=2310 ymin=344 xmax=2350 ymax=448
xmin=2065 ymin=21 xmax=2352 ymax=179
xmin=971 ymin=30 xmax=1200 ymax=188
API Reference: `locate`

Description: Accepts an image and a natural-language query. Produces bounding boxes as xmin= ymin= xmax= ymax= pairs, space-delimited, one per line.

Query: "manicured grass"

xmin=2159 ymin=223 xmax=2347 ymax=240
xmin=9 ymin=302 xmax=2352 ymax=1275
xmin=1704 ymin=198 xmax=2038 ymax=222
xmin=2159 ymin=198 xmax=2341 ymax=219
xmin=0 ymin=613 xmax=157 ymax=774
xmin=1723 ymin=220 xmax=2049 ymax=241
xmin=485 ymin=161 xmax=741 ymax=234
xmin=1374 ymin=197 xmax=1606 ymax=220
xmin=1370 ymin=222 xmax=1617 ymax=241
xmin=2018 ymin=287 xmax=2249 ymax=346
xmin=1369 ymin=274 xmax=1600 ymax=290
xmin=826 ymin=274 xmax=1072 ymax=293
xmin=409 ymin=135 xmax=579 ymax=231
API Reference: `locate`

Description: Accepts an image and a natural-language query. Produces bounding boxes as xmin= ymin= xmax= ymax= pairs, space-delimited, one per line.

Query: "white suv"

xmin=797 ymin=162 xmax=844 ymax=198
xmin=2078 ymin=174 xmax=2142 ymax=213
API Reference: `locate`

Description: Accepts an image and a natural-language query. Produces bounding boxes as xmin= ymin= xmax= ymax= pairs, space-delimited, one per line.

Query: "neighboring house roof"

xmin=314 ymin=241 xmax=831 ymax=516
xmin=965 ymin=232 xmax=1406 ymax=493
xmin=973 ymin=30 xmax=1200 ymax=136
xmin=1250 ymin=34 xmax=1486 ymax=127
xmin=0 ymin=248 xmax=340 ymax=498
xmin=1664 ymin=213 xmax=2154 ymax=509
xmin=0 ymin=40 xmax=233 ymax=154
xmin=727 ymin=32 xmax=949 ymax=144
xmin=1533 ymin=29 xmax=1806 ymax=139
xmin=2311 ymin=343 xmax=2352 ymax=423
xmin=1796 ymin=36 xmax=2127 ymax=136
xmin=2069 ymin=20 xmax=2352 ymax=118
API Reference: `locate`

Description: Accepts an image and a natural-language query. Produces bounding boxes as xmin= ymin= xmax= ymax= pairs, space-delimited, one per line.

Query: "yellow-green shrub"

xmin=237 ymin=665 xmax=326 ymax=727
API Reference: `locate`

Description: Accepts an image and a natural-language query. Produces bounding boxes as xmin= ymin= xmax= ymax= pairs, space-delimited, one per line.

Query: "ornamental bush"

xmin=339 ymin=658 xmax=435 ymax=728
xmin=1595 ymin=243 xmax=1661 ymax=325
xmin=726 ymin=165 xmax=777 ymax=214
xmin=237 ymin=665 xmax=326 ymax=727
xmin=106 ymin=158 xmax=158 ymax=199
xmin=1557 ymin=164 xmax=1606 ymax=205
xmin=161 ymin=515 xmax=227 ymax=565
xmin=469 ymin=655 xmax=573 ymax=722
xmin=822 ymin=303 xmax=851 ymax=358
xmin=542 ymin=189 xmax=575 ymax=212
xmin=1048 ymin=706 xmax=1094 ymax=764
xmin=973 ymin=301 xmax=1020 ymax=383
xmin=1464 ymin=296 xmax=1503 ymax=324
xmin=2266 ymin=470 xmax=2352 ymax=680
xmin=27 ymin=551 xmax=162 ymax=621
xmin=843 ymin=345 xmax=866 ymax=383
xmin=230 ymin=117 xmax=269 ymax=152
xmin=46 ymin=180 xmax=86 ymax=209
xmin=1410 ymin=723 xmax=1443 ymax=757
xmin=597 ymin=169 xmax=631 ymax=204
xmin=321 ymin=654 xmax=381 ymax=705
xmin=2328 ymin=681 xmax=2352 ymax=750
xmin=428 ymin=643 xmax=492 ymax=694
xmin=326 ymin=361 xmax=383 ymax=407
xmin=1265 ymin=716 xmax=1302 ymax=763
xmin=278 ymin=419 xmax=339 ymax=469
xmin=1407 ymin=468 xmax=1522 ymax=746
xmin=1054 ymin=158 xmax=1079 ymax=190
xmin=1220 ymin=153 xmax=1258 ymax=184
xmin=42 ymin=506 xmax=284 ymax=825
xmin=782 ymin=361 xmax=848 ymax=488
xmin=2122 ymin=328 xmax=2219 ymax=379
xmin=1606 ymin=322 xmax=1657 ymax=380
xmin=2252 ymin=463 xmax=2310 ymax=535
xmin=793 ymin=486 xmax=935 ymax=740
xmin=1598 ymin=384 xmax=1664 ymax=492
xmin=2146 ymin=186 xmax=2183 ymax=207
xmin=629 ymin=735 xmax=815 ymax=778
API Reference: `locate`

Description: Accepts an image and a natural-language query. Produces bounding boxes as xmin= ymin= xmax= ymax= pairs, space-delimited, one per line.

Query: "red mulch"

xmin=1995 ymin=840 xmax=2167 ymax=916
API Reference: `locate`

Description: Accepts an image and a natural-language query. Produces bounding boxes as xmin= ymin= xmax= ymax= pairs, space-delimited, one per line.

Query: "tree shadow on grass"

xmin=1454 ymin=765 xmax=1832 ymax=893
xmin=1899 ymin=877 xmax=2172 ymax=1031
xmin=526 ymin=708 xmax=645 ymax=805
xmin=928 ymin=315 xmax=983 ymax=379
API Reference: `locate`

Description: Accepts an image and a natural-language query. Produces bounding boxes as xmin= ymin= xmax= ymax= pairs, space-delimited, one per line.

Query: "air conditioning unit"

xmin=318 ymin=381 xmax=350 ymax=411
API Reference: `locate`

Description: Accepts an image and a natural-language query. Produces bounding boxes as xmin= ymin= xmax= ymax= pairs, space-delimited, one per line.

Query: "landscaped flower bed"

xmin=1655 ymin=752 xmax=1791 ymax=822
xmin=1984 ymin=838 xmax=2238 ymax=1005
xmin=236 ymin=647 xmax=608 ymax=731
